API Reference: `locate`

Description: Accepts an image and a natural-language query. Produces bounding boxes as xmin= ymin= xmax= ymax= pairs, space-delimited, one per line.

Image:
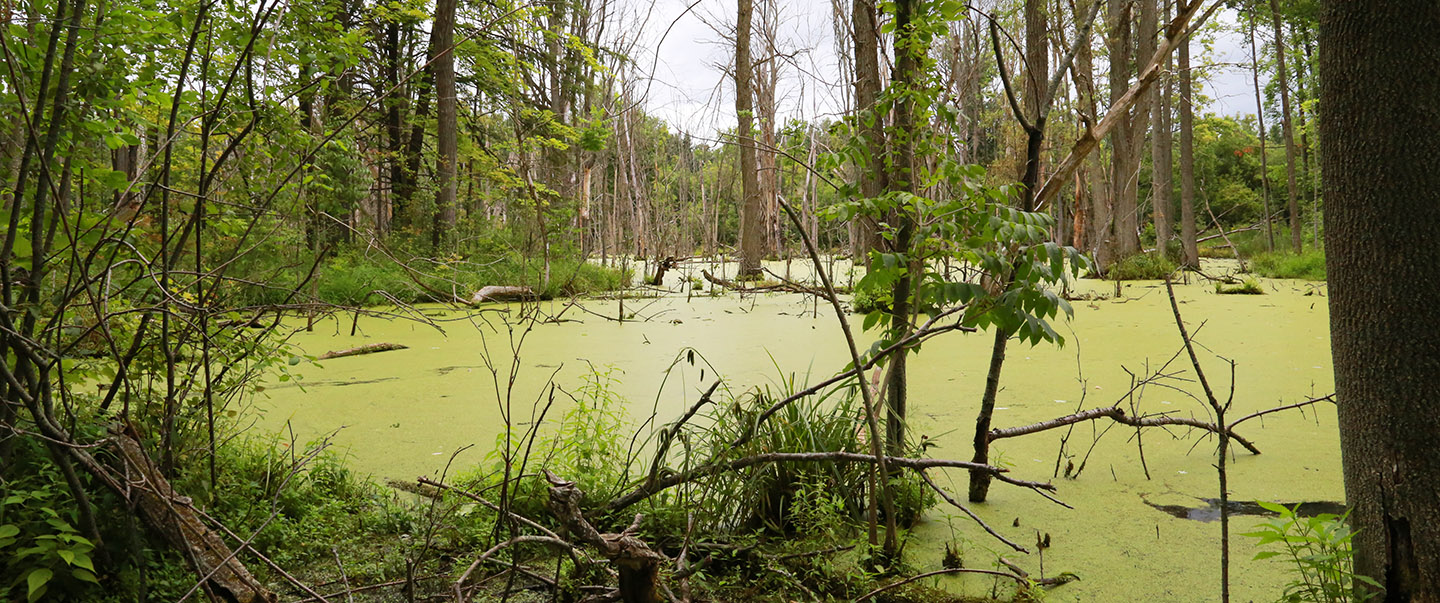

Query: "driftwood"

xmin=110 ymin=427 xmax=277 ymax=603
xmin=469 ymin=285 xmax=535 ymax=304
xmin=318 ymin=342 xmax=408 ymax=360
xmin=548 ymin=472 xmax=666 ymax=603
xmin=700 ymin=269 xmax=823 ymax=296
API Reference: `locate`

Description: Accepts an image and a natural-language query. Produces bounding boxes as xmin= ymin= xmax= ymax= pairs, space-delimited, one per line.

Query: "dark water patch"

xmin=1144 ymin=498 xmax=1345 ymax=522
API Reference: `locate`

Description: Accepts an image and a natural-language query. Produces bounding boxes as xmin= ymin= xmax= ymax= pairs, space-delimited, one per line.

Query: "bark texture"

xmin=431 ymin=0 xmax=458 ymax=250
xmin=1178 ymin=28 xmax=1197 ymax=267
xmin=735 ymin=0 xmax=763 ymax=278
xmin=1320 ymin=0 xmax=1440 ymax=598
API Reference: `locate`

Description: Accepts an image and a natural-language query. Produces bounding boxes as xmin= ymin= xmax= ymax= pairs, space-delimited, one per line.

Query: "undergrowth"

xmin=234 ymin=250 xmax=629 ymax=307
xmin=1247 ymin=249 xmax=1326 ymax=281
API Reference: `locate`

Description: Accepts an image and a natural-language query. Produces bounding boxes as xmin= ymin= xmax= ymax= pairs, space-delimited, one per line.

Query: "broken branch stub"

xmin=546 ymin=472 xmax=665 ymax=603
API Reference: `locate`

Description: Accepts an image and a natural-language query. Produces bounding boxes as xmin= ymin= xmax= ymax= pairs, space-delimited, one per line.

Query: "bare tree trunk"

xmin=431 ymin=0 xmax=458 ymax=251
xmin=1152 ymin=0 xmax=1174 ymax=258
xmin=736 ymin=0 xmax=763 ymax=278
xmin=1020 ymin=0 xmax=1048 ymax=210
xmin=1178 ymin=19 xmax=1198 ymax=267
xmin=1105 ymin=0 xmax=1135 ymax=263
xmin=1268 ymin=0 xmax=1301 ymax=252
xmin=1320 ymin=1 xmax=1440 ymax=597
xmin=1248 ymin=9 xmax=1275 ymax=252
xmin=851 ymin=0 xmax=885 ymax=265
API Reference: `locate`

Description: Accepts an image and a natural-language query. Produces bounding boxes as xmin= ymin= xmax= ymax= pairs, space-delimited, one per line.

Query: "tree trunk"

xmin=1178 ymin=25 xmax=1198 ymax=267
xmin=431 ymin=0 xmax=458 ymax=251
xmin=736 ymin=0 xmax=763 ymax=278
xmin=1248 ymin=9 xmax=1275 ymax=252
xmin=1020 ymin=0 xmax=1048 ymax=211
xmin=1151 ymin=0 xmax=1173 ymax=258
xmin=1268 ymin=0 xmax=1301 ymax=253
xmin=851 ymin=0 xmax=885 ymax=266
xmin=1106 ymin=0 xmax=1140 ymax=260
xmin=1320 ymin=1 xmax=1440 ymax=598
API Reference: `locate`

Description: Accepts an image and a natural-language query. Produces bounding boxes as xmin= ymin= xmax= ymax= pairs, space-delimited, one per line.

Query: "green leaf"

xmin=71 ymin=567 xmax=99 ymax=584
xmin=1256 ymin=501 xmax=1291 ymax=515
xmin=70 ymin=552 xmax=95 ymax=573
xmin=27 ymin=568 xmax=52 ymax=602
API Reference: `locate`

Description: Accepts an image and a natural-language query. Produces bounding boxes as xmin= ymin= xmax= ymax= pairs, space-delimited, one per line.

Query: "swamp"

xmin=3 ymin=0 xmax=1437 ymax=601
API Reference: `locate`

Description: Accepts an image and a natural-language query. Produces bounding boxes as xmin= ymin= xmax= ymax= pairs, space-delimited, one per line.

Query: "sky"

xmin=612 ymin=0 xmax=1268 ymax=137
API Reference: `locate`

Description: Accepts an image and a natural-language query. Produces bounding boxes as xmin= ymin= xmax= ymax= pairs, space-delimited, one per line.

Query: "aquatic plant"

xmin=1242 ymin=503 xmax=1381 ymax=602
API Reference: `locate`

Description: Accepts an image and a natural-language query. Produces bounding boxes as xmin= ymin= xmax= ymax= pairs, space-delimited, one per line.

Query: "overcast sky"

xmin=612 ymin=0 xmax=1267 ymax=137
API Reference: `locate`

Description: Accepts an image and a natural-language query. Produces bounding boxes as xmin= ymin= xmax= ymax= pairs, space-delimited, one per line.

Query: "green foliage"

xmin=1103 ymin=253 xmax=1178 ymax=281
xmin=1249 ymin=249 xmax=1327 ymax=281
xmin=850 ymin=285 xmax=893 ymax=315
xmin=1242 ymin=503 xmax=1381 ymax=602
xmin=0 ymin=478 xmax=100 ymax=602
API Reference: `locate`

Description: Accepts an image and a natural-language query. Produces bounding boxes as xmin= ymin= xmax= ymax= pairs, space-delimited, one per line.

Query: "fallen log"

xmin=469 ymin=285 xmax=536 ymax=304
xmin=318 ymin=342 xmax=408 ymax=360
xmin=110 ymin=427 xmax=277 ymax=603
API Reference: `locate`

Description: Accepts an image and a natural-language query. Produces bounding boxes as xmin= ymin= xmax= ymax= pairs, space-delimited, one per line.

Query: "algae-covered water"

xmin=251 ymin=258 xmax=1340 ymax=602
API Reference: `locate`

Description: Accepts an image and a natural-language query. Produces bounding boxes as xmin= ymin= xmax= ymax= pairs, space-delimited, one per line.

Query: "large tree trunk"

xmin=1020 ymin=0 xmax=1047 ymax=211
xmin=431 ymin=0 xmax=458 ymax=251
xmin=1268 ymin=0 xmax=1302 ymax=253
xmin=1178 ymin=25 xmax=1198 ymax=267
xmin=1320 ymin=1 xmax=1440 ymax=599
xmin=851 ymin=0 xmax=885 ymax=265
xmin=1151 ymin=0 xmax=1173 ymax=259
xmin=736 ymin=0 xmax=763 ymax=278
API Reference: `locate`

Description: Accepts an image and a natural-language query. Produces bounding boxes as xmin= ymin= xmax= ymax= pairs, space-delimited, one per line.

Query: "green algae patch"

xmin=249 ymin=259 xmax=1340 ymax=602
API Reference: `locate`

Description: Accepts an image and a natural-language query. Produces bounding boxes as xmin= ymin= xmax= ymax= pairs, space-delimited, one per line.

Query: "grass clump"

xmin=1216 ymin=277 xmax=1265 ymax=295
xmin=1247 ymin=249 xmax=1326 ymax=280
xmin=1102 ymin=253 xmax=1177 ymax=281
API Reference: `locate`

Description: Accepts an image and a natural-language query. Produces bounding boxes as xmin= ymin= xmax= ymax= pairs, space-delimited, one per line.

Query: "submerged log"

xmin=318 ymin=342 xmax=408 ymax=360
xmin=110 ymin=428 xmax=277 ymax=603
xmin=469 ymin=285 xmax=535 ymax=304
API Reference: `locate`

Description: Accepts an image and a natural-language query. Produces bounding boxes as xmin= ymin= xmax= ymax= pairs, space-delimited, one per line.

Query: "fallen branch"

xmin=469 ymin=285 xmax=536 ymax=305
xmin=988 ymin=404 xmax=1262 ymax=455
xmin=318 ymin=342 xmax=408 ymax=360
